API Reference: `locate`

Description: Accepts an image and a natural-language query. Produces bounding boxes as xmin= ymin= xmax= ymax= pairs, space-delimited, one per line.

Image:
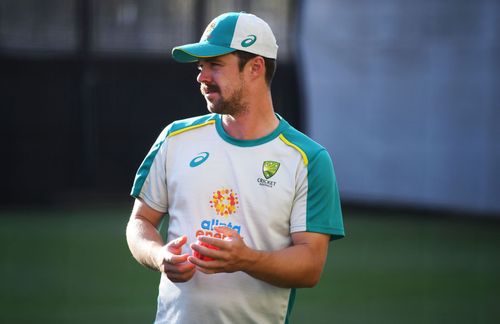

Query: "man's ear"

xmin=248 ymin=56 xmax=266 ymax=80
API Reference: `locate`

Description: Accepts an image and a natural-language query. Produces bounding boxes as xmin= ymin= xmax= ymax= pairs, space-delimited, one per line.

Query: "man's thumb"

xmin=167 ymin=235 xmax=187 ymax=250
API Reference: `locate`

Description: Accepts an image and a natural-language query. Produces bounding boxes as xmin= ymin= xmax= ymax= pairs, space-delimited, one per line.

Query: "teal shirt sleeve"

xmin=306 ymin=149 xmax=345 ymax=240
xmin=130 ymin=125 xmax=171 ymax=199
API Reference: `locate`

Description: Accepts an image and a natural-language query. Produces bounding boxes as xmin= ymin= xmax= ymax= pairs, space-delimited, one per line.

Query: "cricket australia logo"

xmin=263 ymin=161 xmax=280 ymax=179
xmin=257 ymin=160 xmax=280 ymax=187
xmin=201 ymin=20 xmax=217 ymax=41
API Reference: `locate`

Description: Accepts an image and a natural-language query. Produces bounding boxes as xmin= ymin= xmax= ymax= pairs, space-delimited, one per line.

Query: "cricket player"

xmin=126 ymin=11 xmax=345 ymax=324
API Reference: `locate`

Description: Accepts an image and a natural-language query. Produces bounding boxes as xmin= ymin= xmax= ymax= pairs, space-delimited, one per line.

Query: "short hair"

xmin=233 ymin=51 xmax=277 ymax=87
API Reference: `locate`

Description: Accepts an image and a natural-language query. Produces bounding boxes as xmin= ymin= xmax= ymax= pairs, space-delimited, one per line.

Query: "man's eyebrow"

xmin=200 ymin=57 xmax=224 ymax=64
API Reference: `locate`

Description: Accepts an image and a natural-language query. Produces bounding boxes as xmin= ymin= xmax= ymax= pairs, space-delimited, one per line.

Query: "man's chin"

xmin=206 ymin=103 xmax=221 ymax=114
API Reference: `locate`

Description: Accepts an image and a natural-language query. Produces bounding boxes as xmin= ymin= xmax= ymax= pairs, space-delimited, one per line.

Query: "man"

xmin=126 ymin=12 xmax=344 ymax=324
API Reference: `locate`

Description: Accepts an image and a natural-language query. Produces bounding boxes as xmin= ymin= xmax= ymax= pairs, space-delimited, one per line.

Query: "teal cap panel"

xmin=171 ymin=12 xmax=240 ymax=63
xmin=205 ymin=12 xmax=239 ymax=46
xmin=172 ymin=42 xmax=236 ymax=63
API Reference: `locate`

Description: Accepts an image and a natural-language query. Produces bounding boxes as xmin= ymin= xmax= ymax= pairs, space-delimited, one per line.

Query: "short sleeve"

xmin=130 ymin=126 xmax=170 ymax=213
xmin=290 ymin=149 xmax=344 ymax=240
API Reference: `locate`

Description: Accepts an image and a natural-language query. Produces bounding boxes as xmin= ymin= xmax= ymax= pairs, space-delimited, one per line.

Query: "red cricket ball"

xmin=193 ymin=239 xmax=219 ymax=261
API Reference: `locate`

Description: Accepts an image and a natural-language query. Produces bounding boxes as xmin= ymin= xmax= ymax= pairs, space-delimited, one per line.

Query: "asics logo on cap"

xmin=241 ymin=35 xmax=257 ymax=47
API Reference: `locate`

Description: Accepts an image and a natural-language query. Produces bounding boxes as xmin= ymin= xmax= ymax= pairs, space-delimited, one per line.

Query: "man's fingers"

xmin=195 ymin=267 xmax=217 ymax=275
xmin=214 ymin=226 xmax=240 ymax=238
xmin=166 ymin=235 xmax=189 ymax=255
xmin=162 ymin=254 xmax=196 ymax=282
xmin=187 ymin=256 xmax=220 ymax=272
xmin=167 ymin=235 xmax=188 ymax=249
xmin=166 ymin=253 xmax=190 ymax=265
xmin=198 ymin=236 xmax=231 ymax=249
xmin=191 ymin=242 xmax=222 ymax=260
xmin=165 ymin=264 xmax=196 ymax=282
xmin=164 ymin=259 xmax=196 ymax=273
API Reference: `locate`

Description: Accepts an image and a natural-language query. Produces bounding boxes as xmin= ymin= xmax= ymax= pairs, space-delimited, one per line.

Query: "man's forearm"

xmin=243 ymin=243 xmax=326 ymax=288
xmin=126 ymin=216 xmax=164 ymax=271
xmin=190 ymin=229 xmax=330 ymax=288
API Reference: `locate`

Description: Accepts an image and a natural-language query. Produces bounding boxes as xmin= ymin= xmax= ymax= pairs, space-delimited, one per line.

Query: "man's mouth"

xmin=201 ymin=84 xmax=220 ymax=95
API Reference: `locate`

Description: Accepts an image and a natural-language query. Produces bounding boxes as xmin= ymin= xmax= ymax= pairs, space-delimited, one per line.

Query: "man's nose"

xmin=197 ymin=68 xmax=211 ymax=84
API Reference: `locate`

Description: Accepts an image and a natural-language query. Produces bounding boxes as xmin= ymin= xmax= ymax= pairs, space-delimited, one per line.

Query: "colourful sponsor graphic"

xmin=195 ymin=218 xmax=242 ymax=239
xmin=193 ymin=187 xmax=242 ymax=253
xmin=195 ymin=188 xmax=242 ymax=247
xmin=210 ymin=188 xmax=239 ymax=216
xmin=195 ymin=188 xmax=242 ymax=242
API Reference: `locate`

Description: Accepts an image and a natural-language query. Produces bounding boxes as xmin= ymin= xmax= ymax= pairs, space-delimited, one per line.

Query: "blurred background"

xmin=1 ymin=0 xmax=499 ymax=323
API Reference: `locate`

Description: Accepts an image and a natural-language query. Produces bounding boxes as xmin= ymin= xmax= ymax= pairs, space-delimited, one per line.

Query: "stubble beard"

xmin=202 ymin=80 xmax=248 ymax=117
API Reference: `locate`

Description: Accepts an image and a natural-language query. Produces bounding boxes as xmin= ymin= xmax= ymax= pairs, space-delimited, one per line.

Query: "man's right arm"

xmin=126 ymin=198 xmax=196 ymax=282
xmin=126 ymin=198 xmax=165 ymax=271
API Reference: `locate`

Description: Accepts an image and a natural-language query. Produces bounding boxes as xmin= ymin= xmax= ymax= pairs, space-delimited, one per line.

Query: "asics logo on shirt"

xmin=190 ymin=152 xmax=210 ymax=167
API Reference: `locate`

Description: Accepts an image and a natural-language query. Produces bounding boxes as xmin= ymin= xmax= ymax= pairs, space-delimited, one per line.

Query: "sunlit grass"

xmin=1 ymin=205 xmax=499 ymax=323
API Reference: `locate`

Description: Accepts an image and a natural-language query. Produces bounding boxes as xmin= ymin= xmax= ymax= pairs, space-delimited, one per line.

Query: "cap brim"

xmin=172 ymin=42 xmax=236 ymax=63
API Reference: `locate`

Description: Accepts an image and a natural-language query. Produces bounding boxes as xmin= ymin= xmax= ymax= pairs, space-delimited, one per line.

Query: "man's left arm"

xmin=188 ymin=227 xmax=330 ymax=288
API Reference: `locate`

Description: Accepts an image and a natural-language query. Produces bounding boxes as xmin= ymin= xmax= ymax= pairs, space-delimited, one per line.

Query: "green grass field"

xmin=1 ymin=204 xmax=499 ymax=323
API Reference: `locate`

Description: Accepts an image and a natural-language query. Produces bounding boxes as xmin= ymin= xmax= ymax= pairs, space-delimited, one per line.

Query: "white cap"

xmin=172 ymin=12 xmax=279 ymax=63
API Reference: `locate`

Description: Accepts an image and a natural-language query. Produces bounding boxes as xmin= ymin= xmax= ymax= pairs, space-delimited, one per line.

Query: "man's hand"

xmin=188 ymin=226 xmax=253 ymax=274
xmin=188 ymin=226 xmax=330 ymax=288
xmin=157 ymin=235 xmax=196 ymax=282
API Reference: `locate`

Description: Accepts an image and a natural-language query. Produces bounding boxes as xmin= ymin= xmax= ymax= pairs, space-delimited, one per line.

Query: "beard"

xmin=200 ymin=80 xmax=248 ymax=117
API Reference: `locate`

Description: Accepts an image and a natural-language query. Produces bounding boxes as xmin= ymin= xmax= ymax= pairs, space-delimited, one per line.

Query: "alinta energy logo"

xmin=210 ymin=188 xmax=239 ymax=216
xmin=195 ymin=188 xmax=242 ymax=239
xmin=257 ymin=160 xmax=280 ymax=187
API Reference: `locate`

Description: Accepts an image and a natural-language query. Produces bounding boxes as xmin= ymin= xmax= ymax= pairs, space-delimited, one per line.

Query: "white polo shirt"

xmin=131 ymin=113 xmax=344 ymax=324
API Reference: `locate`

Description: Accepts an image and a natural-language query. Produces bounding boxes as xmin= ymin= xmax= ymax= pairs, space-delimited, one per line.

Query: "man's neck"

xmin=221 ymin=93 xmax=279 ymax=140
